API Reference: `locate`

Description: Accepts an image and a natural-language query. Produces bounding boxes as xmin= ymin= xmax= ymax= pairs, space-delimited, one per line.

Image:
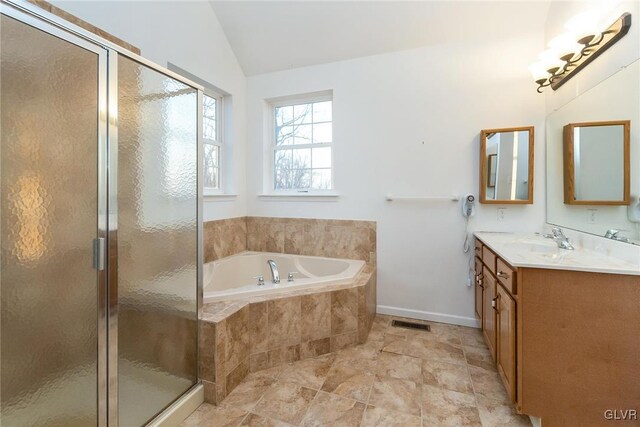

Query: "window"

xmin=203 ymin=92 xmax=222 ymax=191
xmin=165 ymin=62 xmax=233 ymax=197
xmin=272 ymin=96 xmax=333 ymax=191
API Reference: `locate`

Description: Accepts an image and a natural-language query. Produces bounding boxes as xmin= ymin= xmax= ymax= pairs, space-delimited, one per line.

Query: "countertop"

xmin=474 ymin=232 xmax=640 ymax=276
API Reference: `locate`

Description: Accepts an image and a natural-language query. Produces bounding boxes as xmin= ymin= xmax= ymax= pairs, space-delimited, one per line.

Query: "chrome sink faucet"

xmin=544 ymin=227 xmax=575 ymax=250
xmin=267 ymin=259 xmax=280 ymax=284
xmin=604 ymin=229 xmax=630 ymax=242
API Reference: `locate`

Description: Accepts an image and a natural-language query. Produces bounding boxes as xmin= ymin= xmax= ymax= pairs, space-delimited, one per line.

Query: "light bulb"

xmin=538 ymin=50 xmax=564 ymax=73
xmin=548 ymin=33 xmax=582 ymax=60
xmin=596 ymin=8 xmax=623 ymax=35
xmin=528 ymin=62 xmax=549 ymax=82
xmin=591 ymin=0 xmax=622 ymax=25
xmin=565 ymin=9 xmax=601 ymax=41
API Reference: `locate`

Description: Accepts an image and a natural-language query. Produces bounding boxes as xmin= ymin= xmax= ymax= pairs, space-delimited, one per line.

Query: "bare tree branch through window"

xmin=273 ymin=100 xmax=332 ymax=190
xmin=203 ymin=94 xmax=221 ymax=189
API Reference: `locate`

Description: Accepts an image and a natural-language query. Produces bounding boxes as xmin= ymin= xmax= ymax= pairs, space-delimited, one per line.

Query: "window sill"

xmin=204 ymin=193 xmax=238 ymax=201
xmin=257 ymin=192 xmax=340 ymax=202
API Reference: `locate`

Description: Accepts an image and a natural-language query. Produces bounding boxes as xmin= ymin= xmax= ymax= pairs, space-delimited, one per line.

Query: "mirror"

xmin=480 ymin=127 xmax=534 ymax=204
xmin=547 ymin=59 xmax=639 ymax=245
xmin=563 ymin=121 xmax=630 ymax=205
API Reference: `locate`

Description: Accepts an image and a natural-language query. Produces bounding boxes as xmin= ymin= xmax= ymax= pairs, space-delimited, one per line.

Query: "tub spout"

xmin=267 ymin=259 xmax=280 ymax=284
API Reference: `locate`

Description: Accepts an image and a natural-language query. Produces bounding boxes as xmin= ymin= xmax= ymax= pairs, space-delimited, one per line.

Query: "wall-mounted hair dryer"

xmin=461 ymin=193 xmax=476 ymax=283
xmin=462 ymin=193 xmax=476 ymax=218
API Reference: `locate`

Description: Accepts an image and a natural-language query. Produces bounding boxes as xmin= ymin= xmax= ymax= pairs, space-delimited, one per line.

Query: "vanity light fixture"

xmin=529 ymin=12 xmax=631 ymax=93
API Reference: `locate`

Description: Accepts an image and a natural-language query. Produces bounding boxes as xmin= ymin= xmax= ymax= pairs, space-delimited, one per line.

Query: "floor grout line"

xmin=295 ymin=387 xmax=320 ymax=426
xmin=236 ymin=412 xmax=250 ymax=426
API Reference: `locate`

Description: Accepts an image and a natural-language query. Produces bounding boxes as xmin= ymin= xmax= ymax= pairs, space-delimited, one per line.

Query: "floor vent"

xmin=391 ymin=320 xmax=431 ymax=331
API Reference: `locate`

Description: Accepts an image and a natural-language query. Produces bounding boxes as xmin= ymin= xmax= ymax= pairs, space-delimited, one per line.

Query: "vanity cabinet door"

xmin=482 ymin=267 xmax=497 ymax=360
xmin=475 ymin=258 xmax=484 ymax=319
xmin=496 ymin=284 xmax=516 ymax=402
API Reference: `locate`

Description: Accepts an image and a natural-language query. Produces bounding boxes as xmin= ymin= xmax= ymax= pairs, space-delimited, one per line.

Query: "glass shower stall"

xmin=0 ymin=1 xmax=203 ymax=425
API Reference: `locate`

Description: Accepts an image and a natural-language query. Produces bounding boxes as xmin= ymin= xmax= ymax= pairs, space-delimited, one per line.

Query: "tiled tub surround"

xmin=246 ymin=217 xmax=376 ymax=265
xmin=204 ymin=217 xmax=248 ymax=263
xmin=199 ymin=266 xmax=376 ymax=405
xmin=204 ymin=216 xmax=376 ymax=265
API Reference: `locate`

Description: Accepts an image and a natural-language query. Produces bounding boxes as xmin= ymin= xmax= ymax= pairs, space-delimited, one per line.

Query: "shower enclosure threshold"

xmin=146 ymin=384 xmax=204 ymax=427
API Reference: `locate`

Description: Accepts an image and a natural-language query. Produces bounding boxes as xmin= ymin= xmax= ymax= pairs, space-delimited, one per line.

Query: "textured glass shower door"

xmin=115 ymin=56 xmax=199 ymax=426
xmin=0 ymin=12 xmax=108 ymax=426
xmin=1 ymin=3 xmax=201 ymax=425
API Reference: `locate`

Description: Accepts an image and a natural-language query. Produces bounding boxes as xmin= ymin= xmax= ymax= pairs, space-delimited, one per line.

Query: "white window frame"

xmin=267 ymin=92 xmax=335 ymax=195
xmin=203 ymin=90 xmax=224 ymax=196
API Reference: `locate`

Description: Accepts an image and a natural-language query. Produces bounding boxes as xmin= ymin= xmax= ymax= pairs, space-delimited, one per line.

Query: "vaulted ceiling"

xmin=210 ymin=1 xmax=549 ymax=76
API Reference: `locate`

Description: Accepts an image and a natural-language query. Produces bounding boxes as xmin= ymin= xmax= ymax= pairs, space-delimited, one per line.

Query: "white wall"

xmin=246 ymin=35 xmax=546 ymax=326
xmin=51 ymin=0 xmax=248 ymax=221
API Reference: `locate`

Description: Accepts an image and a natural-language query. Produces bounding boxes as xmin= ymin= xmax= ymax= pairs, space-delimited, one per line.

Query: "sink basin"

xmin=505 ymin=239 xmax=559 ymax=254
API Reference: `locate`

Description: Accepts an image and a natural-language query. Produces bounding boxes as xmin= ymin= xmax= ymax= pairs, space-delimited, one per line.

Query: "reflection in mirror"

xmin=546 ymin=59 xmax=639 ymax=245
xmin=480 ymin=127 xmax=534 ymax=204
xmin=563 ymin=121 xmax=630 ymax=204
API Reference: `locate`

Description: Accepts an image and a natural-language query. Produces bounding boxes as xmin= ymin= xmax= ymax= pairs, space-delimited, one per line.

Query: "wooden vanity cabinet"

xmin=474 ymin=238 xmax=517 ymax=401
xmin=517 ymin=268 xmax=640 ymax=425
xmin=474 ymin=257 xmax=484 ymax=319
xmin=496 ymin=284 xmax=516 ymax=401
xmin=475 ymin=236 xmax=640 ymax=424
xmin=481 ymin=266 xmax=497 ymax=360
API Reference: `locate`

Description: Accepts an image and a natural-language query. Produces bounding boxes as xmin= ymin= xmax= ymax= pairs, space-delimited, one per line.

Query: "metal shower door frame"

xmin=0 ymin=1 xmax=205 ymax=426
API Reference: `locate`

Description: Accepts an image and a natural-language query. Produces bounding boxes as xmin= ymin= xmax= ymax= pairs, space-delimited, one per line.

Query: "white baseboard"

xmin=377 ymin=305 xmax=480 ymax=328
xmin=147 ymin=384 xmax=203 ymax=427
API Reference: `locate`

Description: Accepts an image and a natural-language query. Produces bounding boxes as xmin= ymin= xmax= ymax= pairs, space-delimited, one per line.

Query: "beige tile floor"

xmin=181 ymin=314 xmax=532 ymax=427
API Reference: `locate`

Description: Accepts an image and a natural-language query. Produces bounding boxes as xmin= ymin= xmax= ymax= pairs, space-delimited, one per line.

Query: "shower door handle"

xmin=93 ymin=237 xmax=106 ymax=271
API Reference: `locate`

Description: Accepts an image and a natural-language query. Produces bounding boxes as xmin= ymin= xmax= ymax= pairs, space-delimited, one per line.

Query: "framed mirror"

xmin=480 ymin=126 xmax=534 ymax=204
xmin=563 ymin=121 xmax=630 ymax=205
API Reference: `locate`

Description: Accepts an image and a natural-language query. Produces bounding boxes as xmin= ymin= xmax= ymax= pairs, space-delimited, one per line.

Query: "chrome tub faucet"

xmin=267 ymin=259 xmax=280 ymax=284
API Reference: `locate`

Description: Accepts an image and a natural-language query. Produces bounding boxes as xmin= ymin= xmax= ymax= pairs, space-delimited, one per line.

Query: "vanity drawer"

xmin=496 ymin=258 xmax=517 ymax=295
xmin=482 ymin=246 xmax=497 ymax=273
xmin=475 ymin=239 xmax=483 ymax=258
